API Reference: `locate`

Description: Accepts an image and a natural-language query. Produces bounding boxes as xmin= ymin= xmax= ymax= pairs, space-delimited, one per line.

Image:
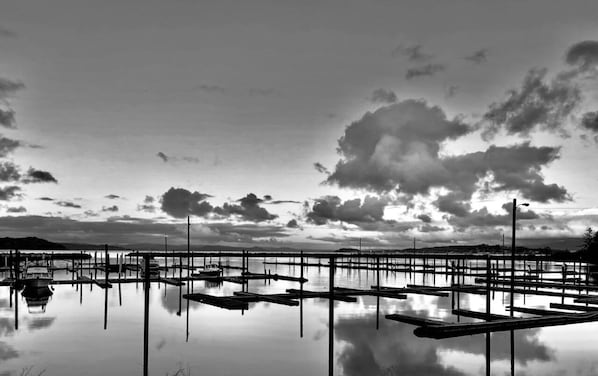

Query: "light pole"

xmin=510 ymin=198 xmax=529 ymax=316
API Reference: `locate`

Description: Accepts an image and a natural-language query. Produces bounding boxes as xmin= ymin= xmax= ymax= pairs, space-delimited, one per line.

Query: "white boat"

xmin=140 ymin=258 xmax=160 ymax=278
xmin=22 ymin=262 xmax=52 ymax=288
xmin=192 ymin=263 xmax=222 ymax=277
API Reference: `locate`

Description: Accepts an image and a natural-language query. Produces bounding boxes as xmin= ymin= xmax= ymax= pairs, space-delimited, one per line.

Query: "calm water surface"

xmin=1 ymin=253 xmax=598 ymax=375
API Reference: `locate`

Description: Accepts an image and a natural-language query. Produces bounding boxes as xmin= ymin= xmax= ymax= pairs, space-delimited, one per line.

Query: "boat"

xmin=21 ymin=285 xmax=53 ymax=313
xmin=140 ymin=258 xmax=160 ymax=278
xmin=192 ymin=263 xmax=222 ymax=277
xmin=22 ymin=261 xmax=52 ymax=288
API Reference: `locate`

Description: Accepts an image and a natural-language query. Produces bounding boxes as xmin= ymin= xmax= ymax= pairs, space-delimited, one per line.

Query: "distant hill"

xmin=0 ymin=237 xmax=67 ymax=250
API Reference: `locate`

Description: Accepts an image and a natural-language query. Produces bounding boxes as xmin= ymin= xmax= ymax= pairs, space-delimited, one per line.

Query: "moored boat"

xmin=192 ymin=263 xmax=222 ymax=277
xmin=22 ymin=261 xmax=52 ymax=288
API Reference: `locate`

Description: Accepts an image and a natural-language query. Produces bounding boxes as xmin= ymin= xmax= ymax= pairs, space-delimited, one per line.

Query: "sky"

xmin=0 ymin=0 xmax=598 ymax=249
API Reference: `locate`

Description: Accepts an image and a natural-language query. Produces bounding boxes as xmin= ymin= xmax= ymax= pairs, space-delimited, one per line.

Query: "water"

xmin=1 ymin=252 xmax=598 ymax=375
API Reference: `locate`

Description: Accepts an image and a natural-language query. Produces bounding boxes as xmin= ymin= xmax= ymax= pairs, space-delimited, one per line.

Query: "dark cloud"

xmin=0 ymin=215 xmax=187 ymax=244
xmin=37 ymin=197 xmax=54 ymax=201
xmin=581 ymin=111 xmax=598 ymax=132
xmin=565 ymin=40 xmax=598 ymax=71
xmin=0 ymin=162 xmax=20 ymax=182
xmin=370 ymin=89 xmax=397 ymax=104
xmin=156 ymin=152 xmax=169 ymax=162
xmin=314 ymin=162 xmax=330 ymax=175
xmin=444 ymin=142 xmax=570 ymax=203
xmin=6 ymin=206 xmax=25 ymax=213
xmin=286 ymin=219 xmax=299 ymax=228
xmin=55 ymin=201 xmax=82 ymax=209
xmin=102 ymin=205 xmax=119 ymax=212
xmin=105 ymin=194 xmax=121 ymax=199
xmin=214 ymin=193 xmax=277 ymax=222
xmin=263 ymin=195 xmax=272 ymax=201
xmin=327 ymin=100 xmax=470 ymax=194
xmin=0 ymin=186 xmax=21 ymax=201
xmin=447 ymin=202 xmax=541 ymax=230
xmin=138 ymin=195 xmax=156 ymax=212
xmin=419 ymin=224 xmax=445 ymax=232
xmin=327 ymin=101 xmax=569 ymax=215
xmin=0 ymin=109 xmax=16 ymax=129
xmin=0 ymin=78 xmax=25 ymax=97
xmin=270 ymin=200 xmax=301 ymax=204
xmin=0 ymin=136 xmax=21 ymax=157
xmin=161 ymin=187 xmax=213 ymax=218
xmin=207 ymin=222 xmax=289 ymax=241
xmin=464 ymin=49 xmax=488 ymax=64
xmin=307 ymin=195 xmax=388 ymax=227
xmin=22 ymin=168 xmax=58 ymax=184
xmin=156 ymin=152 xmax=199 ymax=164
xmin=405 ymin=64 xmax=445 ymax=80
xmin=417 ymin=214 xmax=431 ymax=223
xmin=391 ymin=44 xmax=433 ymax=62
xmin=482 ymin=68 xmax=581 ymax=139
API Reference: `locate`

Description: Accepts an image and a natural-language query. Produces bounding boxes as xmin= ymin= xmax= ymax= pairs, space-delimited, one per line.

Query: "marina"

xmin=2 ymin=248 xmax=598 ymax=375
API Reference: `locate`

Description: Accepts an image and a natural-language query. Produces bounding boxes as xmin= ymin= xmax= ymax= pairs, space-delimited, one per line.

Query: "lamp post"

xmin=510 ymin=198 xmax=529 ymax=316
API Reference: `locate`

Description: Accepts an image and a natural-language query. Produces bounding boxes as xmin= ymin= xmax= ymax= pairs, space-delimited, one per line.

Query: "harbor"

xmin=2 ymin=248 xmax=598 ymax=375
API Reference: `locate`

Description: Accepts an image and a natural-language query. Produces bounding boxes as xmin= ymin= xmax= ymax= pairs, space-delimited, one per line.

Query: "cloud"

xmin=313 ymin=162 xmax=330 ymax=175
xmin=565 ymin=40 xmax=598 ymax=71
xmin=417 ymin=214 xmax=432 ymax=223
xmin=105 ymin=194 xmax=120 ymax=199
xmin=0 ymin=78 xmax=25 ymax=97
xmin=156 ymin=152 xmax=199 ymax=164
xmin=482 ymin=67 xmax=581 ymax=139
xmin=391 ymin=44 xmax=433 ymax=62
xmin=581 ymin=111 xmax=598 ymax=132
xmin=6 ymin=206 xmax=25 ymax=213
xmin=286 ymin=219 xmax=299 ymax=228
xmin=306 ymin=195 xmax=390 ymax=230
xmin=370 ymin=89 xmax=397 ymax=104
xmin=442 ymin=142 xmax=570 ymax=203
xmin=0 ymin=137 xmax=22 ymax=157
xmin=138 ymin=195 xmax=156 ymax=212
xmin=464 ymin=49 xmax=488 ymax=64
xmin=0 ymin=162 xmax=20 ymax=182
xmin=55 ymin=201 xmax=82 ymax=209
xmin=0 ymin=109 xmax=16 ymax=129
xmin=214 ymin=193 xmax=277 ymax=222
xmin=102 ymin=205 xmax=118 ymax=212
xmin=405 ymin=64 xmax=445 ymax=80
xmin=326 ymin=101 xmax=569 ymax=221
xmin=0 ymin=186 xmax=21 ymax=201
xmin=22 ymin=168 xmax=58 ymax=184
xmin=161 ymin=187 xmax=213 ymax=218
xmin=37 ymin=197 xmax=54 ymax=201
xmin=327 ymin=99 xmax=470 ymax=194
xmin=447 ymin=202 xmax=541 ymax=230
xmin=156 ymin=152 xmax=169 ymax=162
